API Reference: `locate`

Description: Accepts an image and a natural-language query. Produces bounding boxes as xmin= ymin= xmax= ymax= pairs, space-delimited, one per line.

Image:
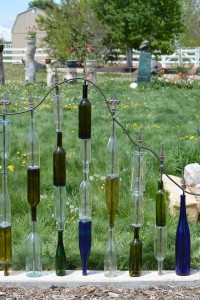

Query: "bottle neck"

xmin=134 ymin=227 xmax=140 ymax=240
xmin=58 ymin=230 xmax=63 ymax=243
xmin=57 ymin=131 xmax=62 ymax=147
xmin=83 ymin=83 xmax=88 ymax=99
xmin=31 ymin=207 xmax=37 ymax=222
xmin=158 ymin=179 xmax=163 ymax=190
xmin=180 ymin=194 xmax=187 ymax=218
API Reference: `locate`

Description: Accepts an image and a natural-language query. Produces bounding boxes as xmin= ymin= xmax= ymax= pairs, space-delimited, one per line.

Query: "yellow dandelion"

xmin=17 ymin=151 xmax=20 ymax=155
xmin=22 ymin=153 xmax=26 ymax=157
xmin=0 ymin=166 xmax=2 ymax=170
xmin=7 ymin=165 xmax=14 ymax=171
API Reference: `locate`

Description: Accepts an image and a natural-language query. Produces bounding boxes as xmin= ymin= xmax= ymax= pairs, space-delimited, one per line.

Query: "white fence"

xmin=3 ymin=46 xmax=47 ymax=63
xmin=2 ymin=45 xmax=200 ymax=68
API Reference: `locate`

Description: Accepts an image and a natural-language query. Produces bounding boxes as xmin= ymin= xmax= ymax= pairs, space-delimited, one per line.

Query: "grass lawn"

xmin=1 ymin=64 xmax=200 ymax=272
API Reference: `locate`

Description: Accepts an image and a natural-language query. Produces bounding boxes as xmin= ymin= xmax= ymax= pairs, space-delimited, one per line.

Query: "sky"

xmin=0 ymin=0 xmax=60 ymax=41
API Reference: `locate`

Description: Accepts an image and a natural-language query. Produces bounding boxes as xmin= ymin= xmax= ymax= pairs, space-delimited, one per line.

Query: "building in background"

xmin=11 ymin=7 xmax=46 ymax=48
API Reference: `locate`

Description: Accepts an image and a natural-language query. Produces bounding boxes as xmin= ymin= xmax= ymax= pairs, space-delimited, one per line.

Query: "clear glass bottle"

xmin=52 ymin=94 xmax=63 ymax=132
xmin=130 ymin=190 xmax=144 ymax=228
xmin=130 ymin=150 xmax=146 ymax=193
xmin=129 ymin=227 xmax=142 ymax=277
xmin=154 ymin=226 xmax=167 ymax=275
xmin=0 ymin=119 xmax=11 ymax=159
xmin=26 ymin=221 xmax=42 ymax=277
xmin=104 ymin=227 xmax=118 ymax=277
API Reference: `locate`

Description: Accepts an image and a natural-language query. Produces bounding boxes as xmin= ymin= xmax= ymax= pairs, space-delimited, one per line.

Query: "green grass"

xmin=1 ymin=64 xmax=200 ymax=272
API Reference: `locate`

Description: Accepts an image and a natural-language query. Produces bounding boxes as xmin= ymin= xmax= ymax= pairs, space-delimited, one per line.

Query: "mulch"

xmin=0 ymin=284 xmax=199 ymax=299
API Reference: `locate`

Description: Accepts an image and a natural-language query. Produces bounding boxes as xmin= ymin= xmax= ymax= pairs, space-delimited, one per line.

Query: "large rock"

xmin=163 ymin=174 xmax=199 ymax=223
xmin=184 ymin=163 xmax=200 ymax=187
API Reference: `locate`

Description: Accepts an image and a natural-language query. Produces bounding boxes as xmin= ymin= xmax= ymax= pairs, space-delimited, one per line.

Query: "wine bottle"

xmin=78 ymin=83 xmax=91 ymax=139
xmin=156 ymin=180 xmax=166 ymax=227
xmin=129 ymin=227 xmax=142 ymax=277
xmin=0 ymin=224 xmax=12 ymax=276
xmin=27 ymin=166 xmax=40 ymax=208
xmin=175 ymin=194 xmax=190 ymax=276
xmin=105 ymin=175 xmax=120 ymax=227
xmin=53 ymin=131 xmax=66 ymax=186
xmin=26 ymin=221 xmax=42 ymax=277
xmin=55 ymin=229 xmax=66 ymax=276
xmin=79 ymin=220 xmax=92 ymax=276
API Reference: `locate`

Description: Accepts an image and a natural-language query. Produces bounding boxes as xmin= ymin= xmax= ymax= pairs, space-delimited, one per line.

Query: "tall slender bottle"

xmin=78 ymin=81 xmax=92 ymax=276
xmin=129 ymin=227 xmax=142 ymax=277
xmin=175 ymin=180 xmax=190 ymax=276
xmin=156 ymin=179 xmax=166 ymax=227
xmin=55 ymin=223 xmax=67 ymax=276
xmin=52 ymin=83 xmax=67 ymax=276
xmin=26 ymin=95 xmax=42 ymax=277
xmin=104 ymin=95 xmax=120 ymax=278
xmin=0 ymin=98 xmax=12 ymax=276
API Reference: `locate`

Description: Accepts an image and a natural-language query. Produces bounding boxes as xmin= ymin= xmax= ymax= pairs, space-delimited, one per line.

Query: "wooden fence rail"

xmin=2 ymin=46 xmax=200 ymax=68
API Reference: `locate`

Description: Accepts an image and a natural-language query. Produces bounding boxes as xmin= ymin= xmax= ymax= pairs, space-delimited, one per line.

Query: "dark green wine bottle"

xmin=156 ymin=180 xmax=166 ymax=227
xmin=53 ymin=132 xmax=66 ymax=186
xmin=55 ymin=230 xmax=66 ymax=276
xmin=78 ymin=83 xmax=91 ymax=139
xmin=129 ymin=227 xmax=142 ymax=277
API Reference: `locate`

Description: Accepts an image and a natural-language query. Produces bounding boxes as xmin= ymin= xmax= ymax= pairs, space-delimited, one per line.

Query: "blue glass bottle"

xmin=79 ymin=220 xmax=92 ymax=275
xmin=175 ymin=193 xmax=190 ymax=276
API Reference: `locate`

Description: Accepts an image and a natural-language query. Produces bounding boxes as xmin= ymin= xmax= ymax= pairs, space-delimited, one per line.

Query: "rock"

xmin=184 ymin=163 xmax=200 ymax=187
xmin=151 ymin=60 xmax=162 ymax=74
xmin=163 ymin=174 xmax=199 ymax=223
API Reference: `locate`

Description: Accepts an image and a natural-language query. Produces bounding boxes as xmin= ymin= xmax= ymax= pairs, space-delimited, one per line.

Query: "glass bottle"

xmin=0 ymin=119 xmax=11 ymax=159
xmin=0 ymin=118 xmax=12 ymax=276
xmin=154 ymin=226 xmax=167 ymax=275
xmin=78 ymin=83 xmax=91 ymax=140
xmin=130 ymin=150 xmax=146 ymax=193
xmin=79 ymin=219 xmax=92 ymax=276
xmin=55 ymin=229 xmax=66 ymax=276
xmin=106 ymin=120 xmax=119 ymax=227
xmin=156 ymin=179 xmax=166 ymax=227
xmin=130 ymin=191 xmax=144 ymax=228
xmin=175 ymin=193 xmax=190 ymax=276
xmin=104 ymin=227 xmax=118 ymax=277
xmin=129 ymin=227 xmax=142 ymax=277
xmin=52 ymin=94 xmax=63 ymax=132
xmin=26 ymin=110 xmax=40 ymax=220
xmin=53 ymin=131 xmax=66 ymax=186
xmin=26 ymin=221 xmax=42 ymax=277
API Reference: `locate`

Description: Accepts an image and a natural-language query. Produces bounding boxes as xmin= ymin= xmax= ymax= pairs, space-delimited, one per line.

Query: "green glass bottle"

xmin=55 ymin=230 xmax=66 ymax=276
xmin=78 ymin=83 xmax=91 ymax=139
xmin=156 ymin=180 xmax=166 ymax=227
xmin=53 ymin=131 xmax=66 ymax=186
xmin=129 ymin=227 xmax=142 ymax=277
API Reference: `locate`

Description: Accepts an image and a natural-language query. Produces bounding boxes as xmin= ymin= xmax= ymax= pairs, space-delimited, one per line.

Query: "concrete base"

xmin=1 ymin=270 xmax=200 ymax=289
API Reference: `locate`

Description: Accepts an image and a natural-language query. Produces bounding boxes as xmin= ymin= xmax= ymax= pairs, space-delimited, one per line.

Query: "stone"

xmin=163 ymin=174 xmax=199 ymax=223
xmin=184 ymin=163 xmax=200 ymax=187
xmin=151 ymin=60 xmax=162 ymax=74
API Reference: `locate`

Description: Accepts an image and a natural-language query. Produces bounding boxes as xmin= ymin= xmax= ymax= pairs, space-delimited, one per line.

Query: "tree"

xmin=92 ymin=0 xmax=184 ymax=66
xmin=28 ymin=0 xmax=56 ymax=10
xmin=36 ymin=0 xmax=110 ymax=63
xmin=179 ymin=0 xmax=200 ymax=46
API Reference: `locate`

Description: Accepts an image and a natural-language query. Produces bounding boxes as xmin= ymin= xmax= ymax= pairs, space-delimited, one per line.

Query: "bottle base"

xmin=26 ymin=271 xmax=42 ymax=277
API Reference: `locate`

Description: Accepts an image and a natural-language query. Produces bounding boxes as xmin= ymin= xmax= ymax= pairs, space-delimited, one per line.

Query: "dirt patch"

xmin=0 ymin=284 xmax=199 ymax=299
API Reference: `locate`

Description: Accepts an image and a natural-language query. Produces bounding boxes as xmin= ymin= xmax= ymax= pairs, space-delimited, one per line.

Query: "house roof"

xmin=11 ymin=7 xmax=45 ymax=33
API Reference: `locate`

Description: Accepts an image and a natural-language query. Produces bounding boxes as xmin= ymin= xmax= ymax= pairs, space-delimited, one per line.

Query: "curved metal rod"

xmin=1 ymin=76 xmax=199 ymax=197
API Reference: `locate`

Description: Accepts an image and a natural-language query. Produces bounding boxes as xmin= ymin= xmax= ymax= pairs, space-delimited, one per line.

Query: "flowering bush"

xmin=85 ymin=44 xmax=95 ymax=60
xmin=66 ymin=47 xmax=76 ymax=60
xmin=26 ymin=25 xmax=36 ymax=38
